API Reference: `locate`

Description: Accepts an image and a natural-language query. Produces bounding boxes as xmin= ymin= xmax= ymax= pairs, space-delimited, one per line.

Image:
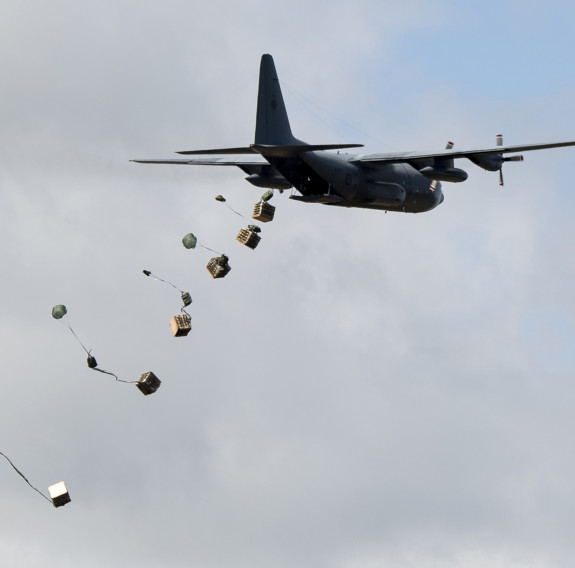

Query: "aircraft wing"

xmin=355 ymin=140 xmax=575 ymax=165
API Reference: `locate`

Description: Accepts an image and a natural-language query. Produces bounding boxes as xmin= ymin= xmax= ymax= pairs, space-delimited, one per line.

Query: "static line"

xmin=0 ymin=452 xmax=52 ymax=504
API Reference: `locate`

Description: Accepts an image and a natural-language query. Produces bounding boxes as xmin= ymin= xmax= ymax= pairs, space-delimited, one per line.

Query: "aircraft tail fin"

xmin=255 ymin=54 xmax=301 ymax=145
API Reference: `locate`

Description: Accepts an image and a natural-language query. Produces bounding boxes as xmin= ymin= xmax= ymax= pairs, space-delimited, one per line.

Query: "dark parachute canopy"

xmin=51 ymin=305 xmax=67 ymax=319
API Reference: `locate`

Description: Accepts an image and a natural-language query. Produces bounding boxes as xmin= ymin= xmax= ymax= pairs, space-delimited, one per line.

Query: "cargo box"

xmin=236 ymin=227 xmax=261 ymax=249
xmin=136 ymin=371 xmax=161 ymax=395
xmin=48 ymin=481 xmax=71 ymax=508
xmin=170 ymin=314 xmax=191 ymax=337
xmin=206 ymin=256 xmax=231 ymax=279
xmin=252 ymin=201 xmax=275 ymax=222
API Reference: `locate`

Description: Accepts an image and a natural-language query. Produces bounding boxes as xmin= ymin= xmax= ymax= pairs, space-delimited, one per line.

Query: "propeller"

xmin=430 ymin=141 xmax=454 ymax=191
xmin=495 ymin=134 xmax=524 ymax=186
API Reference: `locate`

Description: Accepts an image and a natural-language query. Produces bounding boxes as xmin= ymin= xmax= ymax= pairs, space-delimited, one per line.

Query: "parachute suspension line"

xmin=224 ymin=202 xmax=247 ymax=218
xmin=176 ymin=301 xmax=191 ymax=318
xmin=215 ymin=195 xmax=248 ymax=219
xmin=59 ymin=317 xmax=90 ymax=356
xmin=198 ymin=244 xmax=223 ymax=255
xmin=142 ymin=270 xmax=192 ymax=317
xmin=52 ymin=307 xmax=124 ymax=383
xmin=86 ymin=352 xmax=134 ymax=384
xmin=142 ymin=270 xmax=182 ymax=293
xmin=0 ymin=452 xmax=51 ymax=504
xmin=92 ymin=366 xmax=134 ymax=383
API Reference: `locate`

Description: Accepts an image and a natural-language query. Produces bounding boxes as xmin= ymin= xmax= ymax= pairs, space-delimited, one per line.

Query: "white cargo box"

xmin=48 ymin=481 xmax=71 ymax=508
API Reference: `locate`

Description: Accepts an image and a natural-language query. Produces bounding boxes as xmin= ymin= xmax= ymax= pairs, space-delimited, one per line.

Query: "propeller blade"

xmin=494 ymin=136 xmax=522 ymax=186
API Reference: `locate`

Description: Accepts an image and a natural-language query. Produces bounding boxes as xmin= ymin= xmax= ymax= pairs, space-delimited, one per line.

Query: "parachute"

xmin=261 ymin=189 xmax=274 ymax=202
xmin=52 ymin=304 xmax=131 ymax=384
xmin=52 ymin=303 xmax=159 ymax=393
xmin=51 ymin=305 xmax=67 ymax=319
xmin=182 ymin=233 xmax=197 ymax=249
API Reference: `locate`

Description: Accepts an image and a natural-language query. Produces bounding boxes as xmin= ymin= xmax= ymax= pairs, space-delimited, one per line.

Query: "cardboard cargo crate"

xmin=236 ymin=227 xmax=261 ymax=250
xmin=252 ymin=201 xmax=275 ymax=222
xmin=206 ymin=257 xmax=231 ymax=279
xmin=170 ymin=314 xmax=191 ymax=337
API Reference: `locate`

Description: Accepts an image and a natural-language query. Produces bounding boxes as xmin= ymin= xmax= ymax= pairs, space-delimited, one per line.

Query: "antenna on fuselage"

xmin=430 ymin=141 xmax=454 ymax=191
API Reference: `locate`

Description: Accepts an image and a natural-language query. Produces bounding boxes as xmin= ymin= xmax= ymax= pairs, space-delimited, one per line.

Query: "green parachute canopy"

xmin=182 ymin=233 xmax=197 ymax=249
xmin=51 ymin=305 xmax=67 ymax=320
xmin=215 ymin=195 xmax=226 ymax=202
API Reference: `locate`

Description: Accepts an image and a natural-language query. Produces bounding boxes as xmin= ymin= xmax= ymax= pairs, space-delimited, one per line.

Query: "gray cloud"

xmin=1 ymin=1 xmax=574 ymax=567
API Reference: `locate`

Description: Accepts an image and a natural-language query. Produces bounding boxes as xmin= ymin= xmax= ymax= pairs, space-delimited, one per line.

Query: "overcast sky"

xmin=1 ymin=1 xmax=575 ymax=567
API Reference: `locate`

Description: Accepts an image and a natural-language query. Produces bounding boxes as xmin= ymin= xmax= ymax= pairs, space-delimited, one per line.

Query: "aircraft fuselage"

xmin=266 ymin=151 xmax=444 ymax=213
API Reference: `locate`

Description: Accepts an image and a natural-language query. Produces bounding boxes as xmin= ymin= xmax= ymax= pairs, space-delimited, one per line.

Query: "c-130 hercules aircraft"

xmin=133 ymin=54 xmax=575 ymax=214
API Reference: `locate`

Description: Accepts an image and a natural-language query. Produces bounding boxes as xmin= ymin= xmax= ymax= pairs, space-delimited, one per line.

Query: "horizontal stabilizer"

xmin=252 ymin=143 xmax=363 ymax=157
xmin=177 ymin=147 xmax=258 ymax=155
xmin=177 ymin=143 xmax=363 ymax=157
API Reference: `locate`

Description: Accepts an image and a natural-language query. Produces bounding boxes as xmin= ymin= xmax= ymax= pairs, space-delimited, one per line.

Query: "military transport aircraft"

xmin=132 ymin=54 xmax=575 ymax=214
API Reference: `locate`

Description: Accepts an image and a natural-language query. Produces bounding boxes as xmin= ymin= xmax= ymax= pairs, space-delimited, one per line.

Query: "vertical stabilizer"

xmin=255 ymin=54 xmax=301 ymax=145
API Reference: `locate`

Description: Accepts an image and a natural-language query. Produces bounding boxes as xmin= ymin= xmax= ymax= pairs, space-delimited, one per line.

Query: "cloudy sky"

xmin=1 ymin=1 xmax=575 ymax=567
